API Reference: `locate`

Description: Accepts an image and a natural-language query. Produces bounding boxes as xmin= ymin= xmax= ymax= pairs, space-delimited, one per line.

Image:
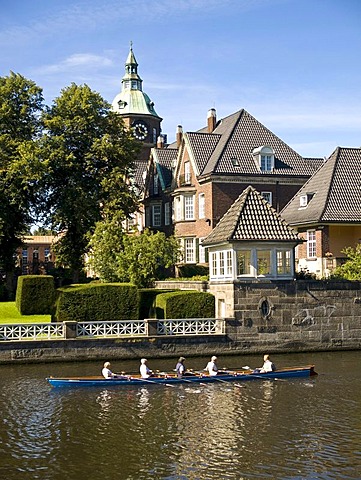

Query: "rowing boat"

xmin=46 ymin=365 xmax=317 ymax=387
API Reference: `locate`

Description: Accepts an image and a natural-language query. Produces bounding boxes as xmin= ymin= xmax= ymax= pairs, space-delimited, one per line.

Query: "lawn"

xmin=0 ymin=302 xmax=51 ymax=324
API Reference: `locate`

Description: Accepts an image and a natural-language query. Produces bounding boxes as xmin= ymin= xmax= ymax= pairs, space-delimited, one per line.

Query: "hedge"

xmin=155 ymin=290 xmax=215 ymax=319
xmin=55 ymin=283 xmax=139 ymax=322
xmin=15 ymin=275 xmax=55 ymax=315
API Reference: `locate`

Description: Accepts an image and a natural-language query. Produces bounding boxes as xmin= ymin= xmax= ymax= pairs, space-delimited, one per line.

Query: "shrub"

xmin=15 ymin=275 xmax=55 ymax=315
xmin=55 ymin=283 xmax=139 ymax=322
xmin=138 ymin=288 xmax=177 ymax=319
xmin=155 ymin=291 xmax=215 ymax=319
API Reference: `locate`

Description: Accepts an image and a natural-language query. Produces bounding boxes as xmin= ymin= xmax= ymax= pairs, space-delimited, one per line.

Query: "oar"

xmin=129 ymin=376 xmax=176 ymax=387
xmin=193 ymin=370 xmax=244 ymax=389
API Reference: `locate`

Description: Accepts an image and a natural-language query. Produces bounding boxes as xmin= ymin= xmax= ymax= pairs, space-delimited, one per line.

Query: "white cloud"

xmin=34 ymin=54 xmax=113 ymax=75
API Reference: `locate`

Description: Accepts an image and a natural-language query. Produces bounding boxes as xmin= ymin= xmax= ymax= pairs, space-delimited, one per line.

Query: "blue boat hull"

xmin=46 ymin=365 xmax=316 ymax=388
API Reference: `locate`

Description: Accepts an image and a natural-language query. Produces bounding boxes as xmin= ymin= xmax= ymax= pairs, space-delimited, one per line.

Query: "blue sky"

xmin=1 ymin=0 xmax=361 ymax=158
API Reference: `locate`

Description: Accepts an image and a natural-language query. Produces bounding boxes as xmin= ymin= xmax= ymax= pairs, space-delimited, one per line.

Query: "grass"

xmin=0 ymin=302 xmax=51 ymax=324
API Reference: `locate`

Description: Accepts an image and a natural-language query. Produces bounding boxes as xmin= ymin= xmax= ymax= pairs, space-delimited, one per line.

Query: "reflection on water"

xmin=0 ymin=352 xmax=361 ymax=479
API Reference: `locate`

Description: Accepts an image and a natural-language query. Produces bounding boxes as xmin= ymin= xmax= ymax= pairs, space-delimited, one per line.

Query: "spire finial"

xmin=130 ymin=40 xmax=133 ymax=50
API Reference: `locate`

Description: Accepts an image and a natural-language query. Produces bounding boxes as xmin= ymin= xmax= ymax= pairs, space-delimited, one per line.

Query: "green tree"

xmin=87 ymin=213 xmax=126 ymax=282
xmin=37 ymin=83 xmax=140 ymax=282
xmin=115 ymin=229 xmax=181 ymax=287
xmin=0 ymin=72 xmax=44 ymax=293
xmin=332 ymin=244 xmax=361 ymax=281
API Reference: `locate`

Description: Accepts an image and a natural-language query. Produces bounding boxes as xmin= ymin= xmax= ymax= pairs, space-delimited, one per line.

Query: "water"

xmin=0 ymin=351 xmax=360 ymax=479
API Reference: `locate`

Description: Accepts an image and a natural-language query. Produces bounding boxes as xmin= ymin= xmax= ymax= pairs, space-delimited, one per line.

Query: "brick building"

xmin=281 ymin=147 xmax=361 ymax=278
xmin=144 ymin=107 xmax=322 ymax=271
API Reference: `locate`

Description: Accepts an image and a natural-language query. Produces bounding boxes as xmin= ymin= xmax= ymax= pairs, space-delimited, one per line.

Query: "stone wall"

xmin=210 ymin=279 xmax=361 ymax=353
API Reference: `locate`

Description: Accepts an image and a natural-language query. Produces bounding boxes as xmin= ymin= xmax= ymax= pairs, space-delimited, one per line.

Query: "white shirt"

xmin=261 ymin=360 xmax=274 ymax=373
xmin=102 ymin=367 xmax=113 ymax=379
xmin=140 ymin=364 xmax=151 ymax=378
xmin=205 ymin=361 xmax=218 ymax=376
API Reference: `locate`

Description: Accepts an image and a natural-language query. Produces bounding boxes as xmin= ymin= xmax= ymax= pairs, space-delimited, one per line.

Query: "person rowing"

xmin=254 ymin=354 xmax=276 ymax=373
xmin=175 ymin=356 xmax=186 ymax=377
xmin=140 ymin=358 xmax=153 ymax=378
xmin=205 ymin=356 xmax=218 ymax=376
xmin=102 ymin=361 xmax=125 ymax=379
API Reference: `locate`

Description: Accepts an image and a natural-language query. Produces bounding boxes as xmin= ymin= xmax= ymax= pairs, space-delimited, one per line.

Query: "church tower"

xmin=112 ymin=44 xmax=163 ymax=161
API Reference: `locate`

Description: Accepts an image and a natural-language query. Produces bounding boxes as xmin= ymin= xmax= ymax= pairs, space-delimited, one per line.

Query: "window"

xmin=153 ymin=128 xmax=157 ymax=144
xmin=277 ymin=250 xmax=291 ymax=274
xmin=226 ymin=251 xmax=233 ymax=276
xmin=184 ymin=195 xmax=194 ymax=220
xmin=185 ymin=238 xmax=196 ymax=263
xmin=300 ymin=193 xmax=314 ymax=207
xmin=261 ymin=155 xmax=273 ymax=171
xmin=257 ymin=250 xmax=271 ymax=275
xmin=307 ymin=230 xmax=316 ymax=258
xmin=164 ymin=202 xmax=170 ymax=226
xmin=199 ymin=193 xmax=205 ymax=219
xmin=44 ymin=248 xmax=50 ymax=262
xmin=211 ymin=252 xmax=217 ymax=277
xmin=253 ymin=146 xmax=275 ymax=172
xmin=199 ymin=238 xmax=206 ymax=263
xmin=261 ymin=192 xmax=272 ymax=205
xmin=152 ymin=205 xmax=161 ymax=227
xmin=231 ymin=158 xmax=240 ymax=167
xmin=153 ymin=173 xmax=159 ymax=195
xmin=175 ymin=196 xmax=182 ymax=221
xmin=237 ymin=250 xmax=251 ymax=275
xmin=219 ymin=251 xmax=225 ymax=276
xmin=184 ymin=162 xmax=191 ymax=183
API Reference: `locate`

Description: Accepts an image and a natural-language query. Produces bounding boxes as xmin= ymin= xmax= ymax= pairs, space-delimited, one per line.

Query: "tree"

xmin=0 ymin=72 xmax=44 ymax=293
xmin=87 ymin=212 xmax=126 ymax=283
xmin=36 ymin=83 xmax=140 ymax=282
xmin=88 ymin=226 xmax=181 ymax=287
xmin=332 ymin=244 xmax=361 ymax=281
xmin=115 ymin=229 xmax=181 ymax=287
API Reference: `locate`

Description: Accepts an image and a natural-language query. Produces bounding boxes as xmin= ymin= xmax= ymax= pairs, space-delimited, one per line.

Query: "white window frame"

xmin=175 ymin=196 xmax=182 ymax=221
xmin=277 ymin=250 xmax=291 ymax=275
xmin=237 ymin=250 xmax=252 ymax=276
xmin=184 ymin=162 xmax=191 ymax=183
xmin=253 ymin=146 xmax=275 ymax=172
xmin=185 ymin=238 xmax=196 ymax=263
xmin=184 ymin=195 xmax=194 ymax=220
xmin=307 ymin=230 xmax=317 ymax=258
xmin=164 ymin=202 xmax=170 ymax=226
xmin=261 ymin=191 xmax=272 ymax=205
xmin=199 ymin=238 xmax=206 ymax=263
xmin=198 ymin=193 xmax=205 ymax=219
xmin=152 ymin=204 xmax=161 ymax=227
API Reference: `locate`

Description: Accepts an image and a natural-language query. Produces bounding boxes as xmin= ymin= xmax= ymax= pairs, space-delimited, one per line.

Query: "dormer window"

xmin=299 ymin=193 xmax=314 ymax=207
xmin=252 ymin=146 xmax=275 ymax=172
xmin=231 ymin=158 xmax=240 ymax=167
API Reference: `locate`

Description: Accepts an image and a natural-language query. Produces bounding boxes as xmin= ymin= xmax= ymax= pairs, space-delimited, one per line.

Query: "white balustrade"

xmin=0 ymin=323 xmax=65 ymax=341
xmin=76 ymin=320 xmax=147 ymax=338
xmin=157 ymin=318 xmax=223 ymax=335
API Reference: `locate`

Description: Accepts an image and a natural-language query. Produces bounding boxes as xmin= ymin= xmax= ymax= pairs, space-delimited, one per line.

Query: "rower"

xmin=205 ymin=356 xmax=218 ymax=376
xmin=102 ymin=361 xmax=117 ymax=379
xmin=175 ymin=356 xmax=186 ymax=377
xmin=140 ymin=358 xmax=153 ymax=378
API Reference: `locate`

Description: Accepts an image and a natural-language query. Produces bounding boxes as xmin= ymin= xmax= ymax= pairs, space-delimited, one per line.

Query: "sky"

xmin=1 ymin=0 xmax=361 ymax=158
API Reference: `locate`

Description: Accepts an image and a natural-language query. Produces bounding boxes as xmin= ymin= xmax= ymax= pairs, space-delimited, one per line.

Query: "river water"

xmin=0 ymin=350 xmax=360 ymax=480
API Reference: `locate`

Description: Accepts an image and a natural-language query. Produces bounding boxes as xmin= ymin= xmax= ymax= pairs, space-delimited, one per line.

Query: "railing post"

xmin=63 ymin=321 xmax=78 ymax=339
xmin=144 ymin=318 xmax=158 ymax=336
xmin=216 ymin=318 xmax=226 ymax=334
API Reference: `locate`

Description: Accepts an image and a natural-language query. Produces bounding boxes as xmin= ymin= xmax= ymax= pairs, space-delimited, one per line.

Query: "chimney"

xmin=157 ymin=135 xmax=164 ymax=148
xmin=176 ymin=125 xmax=183 ymax=147
xmin=207 ymin=108 xmax=217 ymax=133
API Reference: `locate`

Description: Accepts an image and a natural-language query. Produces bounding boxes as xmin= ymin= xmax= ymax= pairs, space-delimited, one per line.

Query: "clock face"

xmin=132 ymin=121 xmax=148 ymax=140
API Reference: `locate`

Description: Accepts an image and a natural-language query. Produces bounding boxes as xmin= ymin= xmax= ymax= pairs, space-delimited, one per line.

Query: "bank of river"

xmin=0 ymin=350 xmax=360 ymax=479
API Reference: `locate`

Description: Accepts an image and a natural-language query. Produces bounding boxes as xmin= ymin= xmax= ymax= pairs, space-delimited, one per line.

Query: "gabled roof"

xmin=202 ymin=186 xmax=300 ymax=246
xmin=184 ymin=109 xmax=320 ymax=177
xmin=281 ymin=147 xmax=361 ymax=225
xmin=132 ymin=159 xmax=148 ymax=192
xmin=152 ymin=147 xmax=177 ymax=190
